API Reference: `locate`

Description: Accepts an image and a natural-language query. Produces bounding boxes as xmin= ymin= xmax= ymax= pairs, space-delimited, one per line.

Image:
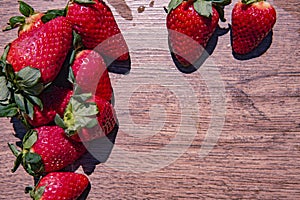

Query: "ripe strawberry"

xmin=231 ymin=0 xmax=276 ymax=55
xmin=70 ymin=97 xmax=117 ymax=142
xmin=66 ymin=0 xmax=129 ymax=61
xmin=8 ymin=126 xmax=86 ymax=176
xmin=27 ymin=172 xmax=89 ymax=200
xmin=3 ymin=1 xmax=44 ymax=36
xmin=166 ymin=0 xmax=229 ymax=67
xmin=6 ymin=16 xmax=73 ymax=84
xmin=25 ymin=86 xmax=73 ymax=127
xmin=71 ymin=50 xmax=113 ymax=101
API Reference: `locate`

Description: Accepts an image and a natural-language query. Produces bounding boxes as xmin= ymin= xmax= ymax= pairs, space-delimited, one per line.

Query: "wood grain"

xmin=0 ymin=0 xmax=299 ymax=199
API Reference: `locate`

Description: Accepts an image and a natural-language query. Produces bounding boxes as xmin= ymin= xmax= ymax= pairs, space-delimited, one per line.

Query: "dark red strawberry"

xmin=8 ymin=126 xmax=86 ymax=176
xmin=6 ymin=16 xmax=73 ymax=84
xmin=3 ymin=1 xmax=44 ymax=36
xmin=231 ymin=0 xmax=276 ymax=55
xmin=27 ymin=172 xmax=89 ymax=200
xmin=166 ymin=0 xmax=229 ymax=67
xmin=25 ymin=86 xmax=73 ymax=127
xmin=66 ymin=0 xmax=129 ymax=61
xmin=71 ymin=50 xmax=113 ymax=101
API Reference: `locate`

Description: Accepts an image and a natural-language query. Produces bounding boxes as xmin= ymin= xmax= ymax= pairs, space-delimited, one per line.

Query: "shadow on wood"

xmin=232 ymin=29 xmax=274 ymax=60
xmin=169 ymin=26 xmax=230 ymax=74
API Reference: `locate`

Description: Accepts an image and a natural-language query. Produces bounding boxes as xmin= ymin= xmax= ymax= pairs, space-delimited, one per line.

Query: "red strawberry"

xmin=27 ymin=172 xmax=89 ymax=200
xmin=3 ymin=1 xmax=44 ymax=36
xmin=71 ymin=50 xmax=113 ymax=102
xmin=231 ymin=0 xmax=276 ymax=55
xmin=70 ymin=97 xmax=117 ymax=142
xmin=6 ymin=16 xmax=73 ymax=84
xmin=166 ymin=0 xmax=228 ymax=67
xmin=66 ymin=0 xmax=129 ymax=61
xmin=25 ymin=86 xmax=73 ymax=127
xmin=8 ymin=126 xmax=86 ymax=176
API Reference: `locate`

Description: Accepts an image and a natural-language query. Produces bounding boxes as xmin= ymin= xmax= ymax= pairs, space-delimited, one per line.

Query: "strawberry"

xmin=25 ymin=86 xmax=73 ymax=127
xmin=55 ymin=91 xmax=117 ymax=142
xmin=6 ymin=16 xmax=73 ymax=84
xmin=69 ymin=97 xmax=117 ymax=142
xmin=26 ymin=172 xmax=89 ymax=200
xmin=66 ymin=0 xmax=129 ymax=62
xmin=166 ymin=0 xmax=230 ymax=67
xmin=71 ymin=50 xmax=113 ymax=101
xmin=231 ymin=0 xmax=276 ymax=55
xmin=3 ymin=1 xmax=44 ymax=36
xmin=8 ymin=126 xmax=86 ymax=176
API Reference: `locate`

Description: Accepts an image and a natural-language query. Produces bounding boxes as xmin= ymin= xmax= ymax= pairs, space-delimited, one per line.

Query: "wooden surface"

xmin=0 ymin=0 xmax=300 ymax=199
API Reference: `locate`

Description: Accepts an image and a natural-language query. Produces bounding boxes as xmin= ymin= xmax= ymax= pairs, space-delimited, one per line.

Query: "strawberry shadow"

xmin=63 ymin=124 xmax=119 ymax=175
xmin=106 ymin=56 xmax=131 ymax=75
xmin=170 ymin=26 xmax=229 ymax=74
xmin=77 ymin=182 xmax=92 ymax=200
xmin=231 ymin=28 xmax=274 ymax=60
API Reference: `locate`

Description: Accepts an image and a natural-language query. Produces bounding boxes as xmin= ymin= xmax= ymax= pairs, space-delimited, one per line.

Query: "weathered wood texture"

xmin=0 ymin=0 xmax=299 ymax=199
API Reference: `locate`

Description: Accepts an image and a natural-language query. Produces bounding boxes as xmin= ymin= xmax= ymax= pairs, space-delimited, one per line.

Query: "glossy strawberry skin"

xmin=71 ymin=50 xmax=113 ymax=102
xmin=32 ymin=126 xmax=86 ymax=173
xmin=35 ymin=172 xmax=89 ymax=200
xmin=7 ymin=16 xmax=73 ymax=84
xmin=167 ymin=1 xmax=219 ymax=66
xmin=231 ymin=1 xmax=276 ymax=55
xmin=71 ymin=97 xmax=116 ymax=142
xmin=26 ymin=86 xmax=73 ymax=127
xmin=66 ymin=0 xmax=129 ymax=61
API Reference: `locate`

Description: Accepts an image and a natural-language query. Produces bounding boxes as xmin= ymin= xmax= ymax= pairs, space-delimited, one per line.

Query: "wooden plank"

xmin=0 ymin=0 xmax=299 ymax=199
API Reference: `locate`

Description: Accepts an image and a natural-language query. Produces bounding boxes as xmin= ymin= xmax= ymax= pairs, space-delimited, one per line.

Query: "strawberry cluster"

xmin=0 ymin=0 xmax=129 ymax=199
xmin=166 ymin=0 xmax=276 ymax=69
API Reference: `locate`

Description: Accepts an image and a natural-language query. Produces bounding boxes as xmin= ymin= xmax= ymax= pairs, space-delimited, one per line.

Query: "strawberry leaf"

xmin=167 ymin=0 xmax=183 ymax=13
xmin=33 ymin=186 xmax=46 ymax=200
xmin=78 ymin=117 xmax=98 ymax=128
xmin=241 ymin=0 xmax=259 ymax=5
xmin=18 ymin=1 xmax=35 ymax=17
xmin=1 ymin=44 xmax=10 ymax=62
xmin=194 ymin=0 xmax=213 ymax=18
xmin=23 ymin=152 xmax=44 ymax=176
xmin=14 ymin=93 xmax=26 ymax=113
xmin=0 ymin=76 xmax=10 ymax=101
xmin=0 ymin=103 xmax=18 ymax=117
xmin=3 ymin=16 xmax=25 ymax=31
xmin=26 ymin=95 xmax=43 ymax=110
xmin=8 ymin=142 xmax=21 ymax=157
xmin=212 ymin=0 xmax=232 ymax=6
xmin=16 ymin=67 xmax=41 ymax=87
xmin=55 ymin=114 xmax=67 ymax=129
xmin=23 ymin=130 xmax=37 ymax=149
xmin=41 ymin=9 xmax=66 ymax=23
xmin=74 ymin=0 xmax=96 ymax=4
xmin=12 ymin=153 xmax=23 ymax=173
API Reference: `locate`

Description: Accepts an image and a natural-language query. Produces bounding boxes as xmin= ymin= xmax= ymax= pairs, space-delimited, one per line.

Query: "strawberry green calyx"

xmin=3 ymin=1 xmax=37 ymax=31
xmin=8 ymin=130 xmax=44 ymax=176
xmin=167 ymin=0 xmax=230 ymax=21
xmin=72 ymin=0 xmax=96 ymax=4
xmin=55 ymin=86 xmax=99 ymax=137
xmin=241 ymin=0 xmax=264 ymax=5
xmin=41 ymin=9 xmax=66 ymax=23
xmin=26 ymin=185 xmax=46 ymax=200
xmin=167 ymin=0 xmax=183 ymax=13
xmin=0 ymin=45 xmax=44 ymax=120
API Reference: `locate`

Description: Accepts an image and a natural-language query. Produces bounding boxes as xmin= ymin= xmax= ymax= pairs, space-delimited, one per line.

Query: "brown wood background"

xmin=0 ymin=0 xmax=299 ymax=199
